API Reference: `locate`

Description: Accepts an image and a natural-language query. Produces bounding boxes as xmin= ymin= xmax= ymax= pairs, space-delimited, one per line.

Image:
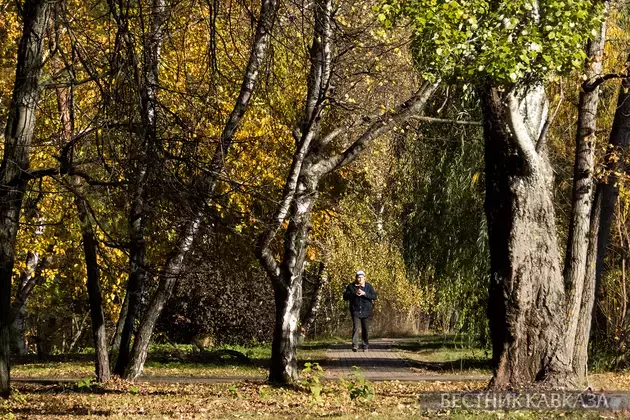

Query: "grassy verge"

xmin=391 ymin=334 xmax=492 ymax=375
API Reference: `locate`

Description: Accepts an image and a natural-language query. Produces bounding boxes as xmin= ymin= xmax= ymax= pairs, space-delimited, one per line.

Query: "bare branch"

xmin=410 ymin=115 xmax=483 ymax=126
xmin=583 ymin=72 xmax=628 ymax=93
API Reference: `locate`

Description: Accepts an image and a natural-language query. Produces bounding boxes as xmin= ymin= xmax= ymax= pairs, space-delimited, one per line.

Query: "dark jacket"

xmin=343 ymin=281 xmax=377 ymax=319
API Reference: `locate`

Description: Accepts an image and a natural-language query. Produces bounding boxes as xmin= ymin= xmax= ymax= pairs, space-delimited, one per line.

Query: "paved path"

xmin=324 ymin=338 xmax=487 ymax=381
xmin=324 ymin=338 xmax=414 ymax=380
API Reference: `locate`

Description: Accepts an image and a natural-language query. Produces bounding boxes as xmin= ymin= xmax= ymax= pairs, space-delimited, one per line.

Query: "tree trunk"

xmin=562 ymin=14 xmax=607 ymax=383
xmin=595 ymin=73 xmax=630 ymax=305
xmin=111 ymin=290 xmax=129 ymax=352
xmin=576 ymin=52 xmax=630 ymax=369
xmin=0 ymin=0 xmax=50 ymax=398
xmin=482 ymin=10 xmax=615 ymax=388
xmin=52 ymin=38 xmax=111 ymax=382
xmin=10 ymin=251 xmax=51 ymax=355
xmin=67 ymin=311 xmax=90 ymax=353
xmin=254 ymin=0 xmax=439 ymax=385
xmin=74 ymin=189 xmax=111 ymax=382
xmin=481 ymin=84 xmax=569 ymax=388
xmin=300 ymin=261 xmax=328 ymax=339
xmin=123 ymin=218 xmax=201 ymax=380
xmin=269 ymin=176 xmax=318 ymax=383
xmin=11 ymin=252 xmax=39 ymax=356
xmin=114 ymin=0 xmax=166 ymax=376
xmin=270 ymin=281 xmax=303 ymax=382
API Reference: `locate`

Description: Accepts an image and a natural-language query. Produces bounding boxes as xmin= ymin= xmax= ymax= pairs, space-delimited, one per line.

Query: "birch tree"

xmin=257 ymin=0 xmax=439 ymax=383
xmin=121 ymin=0 xmax=279 ymax=380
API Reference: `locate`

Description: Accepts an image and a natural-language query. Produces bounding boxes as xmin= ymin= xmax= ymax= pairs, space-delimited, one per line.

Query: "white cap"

xmin=356 ymin=270 xmax=365 ymax=277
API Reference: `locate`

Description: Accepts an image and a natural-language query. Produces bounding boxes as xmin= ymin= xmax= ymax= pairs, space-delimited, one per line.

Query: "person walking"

xmin=343 ymin=270 xmax=377 ymax=352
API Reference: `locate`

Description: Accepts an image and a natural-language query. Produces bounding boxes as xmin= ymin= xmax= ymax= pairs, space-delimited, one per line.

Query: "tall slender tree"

xmin=54 ymin=45 xmax=111 ymax=382
xmin=107 ymin=0 xmax=169 ymax=377
xmin=121 ymin=0 xmax=280 ymax=380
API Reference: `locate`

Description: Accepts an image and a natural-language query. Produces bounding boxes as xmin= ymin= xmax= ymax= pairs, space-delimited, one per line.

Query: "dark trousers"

xmin=352 ymin=315 xmax=369 ymax=349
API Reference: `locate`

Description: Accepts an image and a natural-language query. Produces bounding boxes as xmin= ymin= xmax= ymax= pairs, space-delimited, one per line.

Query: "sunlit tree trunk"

xmin=257 ymin=0 xmax=439 ymax=384
xmin=482 ymin=84 xmax=571 ymax=388
xmin=0 ymin=0 xmax=50 ymax=398
xmin=269 ymin=174 xmax=318 ymax=382
xmin=482 ymin=7 xmax=612 ymax=388
xmin=565 ymin=14 xmax=607 ymax=383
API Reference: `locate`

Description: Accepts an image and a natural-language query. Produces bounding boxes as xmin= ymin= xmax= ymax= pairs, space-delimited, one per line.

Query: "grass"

xmin=8 ymin=335 xmax=630 ymax=418
xmin=391 ymin=334 xmax=492 ymax=375
xmin=4 ymin=379 xmax=624 ymax=419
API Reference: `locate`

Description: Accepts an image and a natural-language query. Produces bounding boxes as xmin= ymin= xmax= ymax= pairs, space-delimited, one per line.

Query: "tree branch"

xmin=583 ymin=72 xmax=628 ymax=93
xmin=505 ymin=87 xmax=540 ymax=171
xmin=536 ymin=81 xmax=564 ymax=153
xmin=310 ymin=80 xmax=440 ymax=176
xmin=410 ymin=115 xmax=483 ymax=126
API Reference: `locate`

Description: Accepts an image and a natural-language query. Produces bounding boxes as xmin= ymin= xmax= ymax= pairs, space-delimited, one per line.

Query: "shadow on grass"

xmin=11 ymin=407 xmax=114 ymax=417
xmin=12 ymin=351 xmax=332 ymax=375
xmin=389 ymin=335 xmax=481 ymax=351
xmin=12 ymin=335 xmax=490 ymax=375
xmin=405 ymin=357 xmax=492 ymax=372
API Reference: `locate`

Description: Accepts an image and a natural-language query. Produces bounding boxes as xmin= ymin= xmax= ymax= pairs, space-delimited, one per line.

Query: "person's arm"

xmin=365 ymin=283 xmax=377 ymax=300
xmin=343 ymin=284 xmax=353 ymax=301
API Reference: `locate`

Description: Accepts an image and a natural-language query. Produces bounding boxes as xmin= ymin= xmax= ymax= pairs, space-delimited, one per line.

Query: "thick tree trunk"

xmin=0 ymin=0 xmax=50 ymax=398
xmin=270 ymin=280 xmax=303 ymax=382
xmin=482 ymin=11 xmax=614 ymax=388
xmin=481 ymin=85 xmax=569 ymax=388
xmin=269 ymin=176 xmax=318 ymax=383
